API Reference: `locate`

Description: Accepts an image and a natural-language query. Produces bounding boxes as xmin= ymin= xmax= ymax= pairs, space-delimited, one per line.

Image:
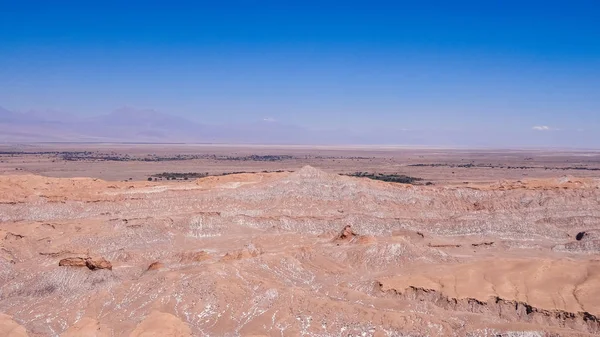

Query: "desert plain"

xmin=1 ymin=143 xmax=600 ymax=336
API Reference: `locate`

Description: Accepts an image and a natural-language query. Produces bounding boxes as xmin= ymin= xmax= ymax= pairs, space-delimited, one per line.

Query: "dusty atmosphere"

xmin=2 ymin=144 xmax=600 ymax=336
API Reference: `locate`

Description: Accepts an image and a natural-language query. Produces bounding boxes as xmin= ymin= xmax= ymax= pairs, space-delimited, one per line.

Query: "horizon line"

xmin=1 ymin=142 xmax=600 ymax=152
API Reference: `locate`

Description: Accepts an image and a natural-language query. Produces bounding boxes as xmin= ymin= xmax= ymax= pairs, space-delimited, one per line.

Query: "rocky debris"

xmin=58 ymin=257 xmax=112 ymax=270
xmin=146 ymin=261 xmax=164 ymax=271
xmin=58 ymin=257 xmax=87 ymax=267
xmin=471 ymin=201 xmax=486 ymax=211
xmin=86 ymin=257 xmax=112 ymax=270
xmin=0 ymin=314 xmax=29 ymax=337
xmin=178 ymin=251 xmax=210 ymax=263
xmin=129 ymin=311 xmax=192 ymax=337
xmin=471 ymin=241 xmax=494 ymax=247
xmin=339 ymin=225 xmax=356 ymax=239
xmin=334 ymin=225 xmax=357 ymax=243
xmin=577 ymin=231 xmax=587 ymax=241
xmin=331 ymin=225 xmax=377 ymax=245
xmin=4 ymin=233 xmax=25 ymax=241
xmin=221 ymin=244 xmax=263 ymax=261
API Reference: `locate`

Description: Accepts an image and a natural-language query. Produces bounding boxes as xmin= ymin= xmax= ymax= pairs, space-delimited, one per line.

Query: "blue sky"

xmin=1 ymin=1 xmax=599 ymax=144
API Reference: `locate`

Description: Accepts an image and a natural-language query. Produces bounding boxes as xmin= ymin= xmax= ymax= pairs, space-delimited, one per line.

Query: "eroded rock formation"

xmin=2 ymin=167 xmax=600 ymax=336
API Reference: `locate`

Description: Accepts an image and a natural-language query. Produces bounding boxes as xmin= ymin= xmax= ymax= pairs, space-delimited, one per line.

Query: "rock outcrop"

xmin=59 ymin=257 xmax=112 ymax=270
xmin=333 ymin=225 xmax=357 ymax=243
xmin=58 ymin=257 xmax=87 ymax=267
xmin=178 ymin=251 xmax=210 ymax=263
xmin=85 ymin=257 xmax=112 ymax=270
xmin=146 ymin=261 xmax=163 ymax=271
xmin=381 ymin=285 xmax=600 ymax=334
xmin=221 ymin=244 xmax=263 ymax=261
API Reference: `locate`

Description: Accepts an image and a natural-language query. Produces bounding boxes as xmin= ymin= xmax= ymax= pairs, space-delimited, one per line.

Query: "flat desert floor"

xmin=2 ymin=144 xmax=600 ymax=336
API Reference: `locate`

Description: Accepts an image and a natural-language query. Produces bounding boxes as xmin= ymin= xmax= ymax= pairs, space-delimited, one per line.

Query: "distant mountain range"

xmin=0 ymin=106 xmax=364 ymax=144
xmin=1 ymin=106 xmax=597 ymax=148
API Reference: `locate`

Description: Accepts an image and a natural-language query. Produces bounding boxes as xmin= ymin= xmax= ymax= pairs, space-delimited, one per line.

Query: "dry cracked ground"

xmin=1 ymin=166 xmax=600 ymax=336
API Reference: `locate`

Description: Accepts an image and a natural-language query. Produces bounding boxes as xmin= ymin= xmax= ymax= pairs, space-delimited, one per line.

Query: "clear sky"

xmin=1 ymin=1 xmax=599 ymax=145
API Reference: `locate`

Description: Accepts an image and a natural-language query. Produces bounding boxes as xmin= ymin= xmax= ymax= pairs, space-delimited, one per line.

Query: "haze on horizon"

xmin=1 ymin=1 xmax=599 ymax=147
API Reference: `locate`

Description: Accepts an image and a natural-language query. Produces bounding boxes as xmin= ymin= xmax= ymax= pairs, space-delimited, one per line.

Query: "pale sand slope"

xmin=379 ymin=258 xmax=600 ymax=315
xmin=0 ymin=314 xmax=29 ymax=337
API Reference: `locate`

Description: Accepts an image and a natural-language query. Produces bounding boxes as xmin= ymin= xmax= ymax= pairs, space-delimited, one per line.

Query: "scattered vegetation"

xmin=0 ymin=151 xmax=299 ymax=162
xmin=0 ymin=151 xmax=378 ymax=162
xmin=152 ymin=172 xmax=209 ymax=180
xmin=150 ymin=170 xmax=291 ymax=181
xmin=60 ymin=153 xmax=298 ymax=162
xmin=221 ymin=155 xmax=294 ymax=161
xmin=0 ymin=151 xmax=92 ymax=157
xmin=409 ymin=163 xmax=600 ymax=171
xmin=344 ymin=172 xmax=424 ymax=184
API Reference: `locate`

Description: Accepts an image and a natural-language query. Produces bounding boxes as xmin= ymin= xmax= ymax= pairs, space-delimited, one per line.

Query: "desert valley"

xmin=4 ymin=1 xmax=599 ymax=336
xmin=1 ymin=144 xmax=600 ymax=336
